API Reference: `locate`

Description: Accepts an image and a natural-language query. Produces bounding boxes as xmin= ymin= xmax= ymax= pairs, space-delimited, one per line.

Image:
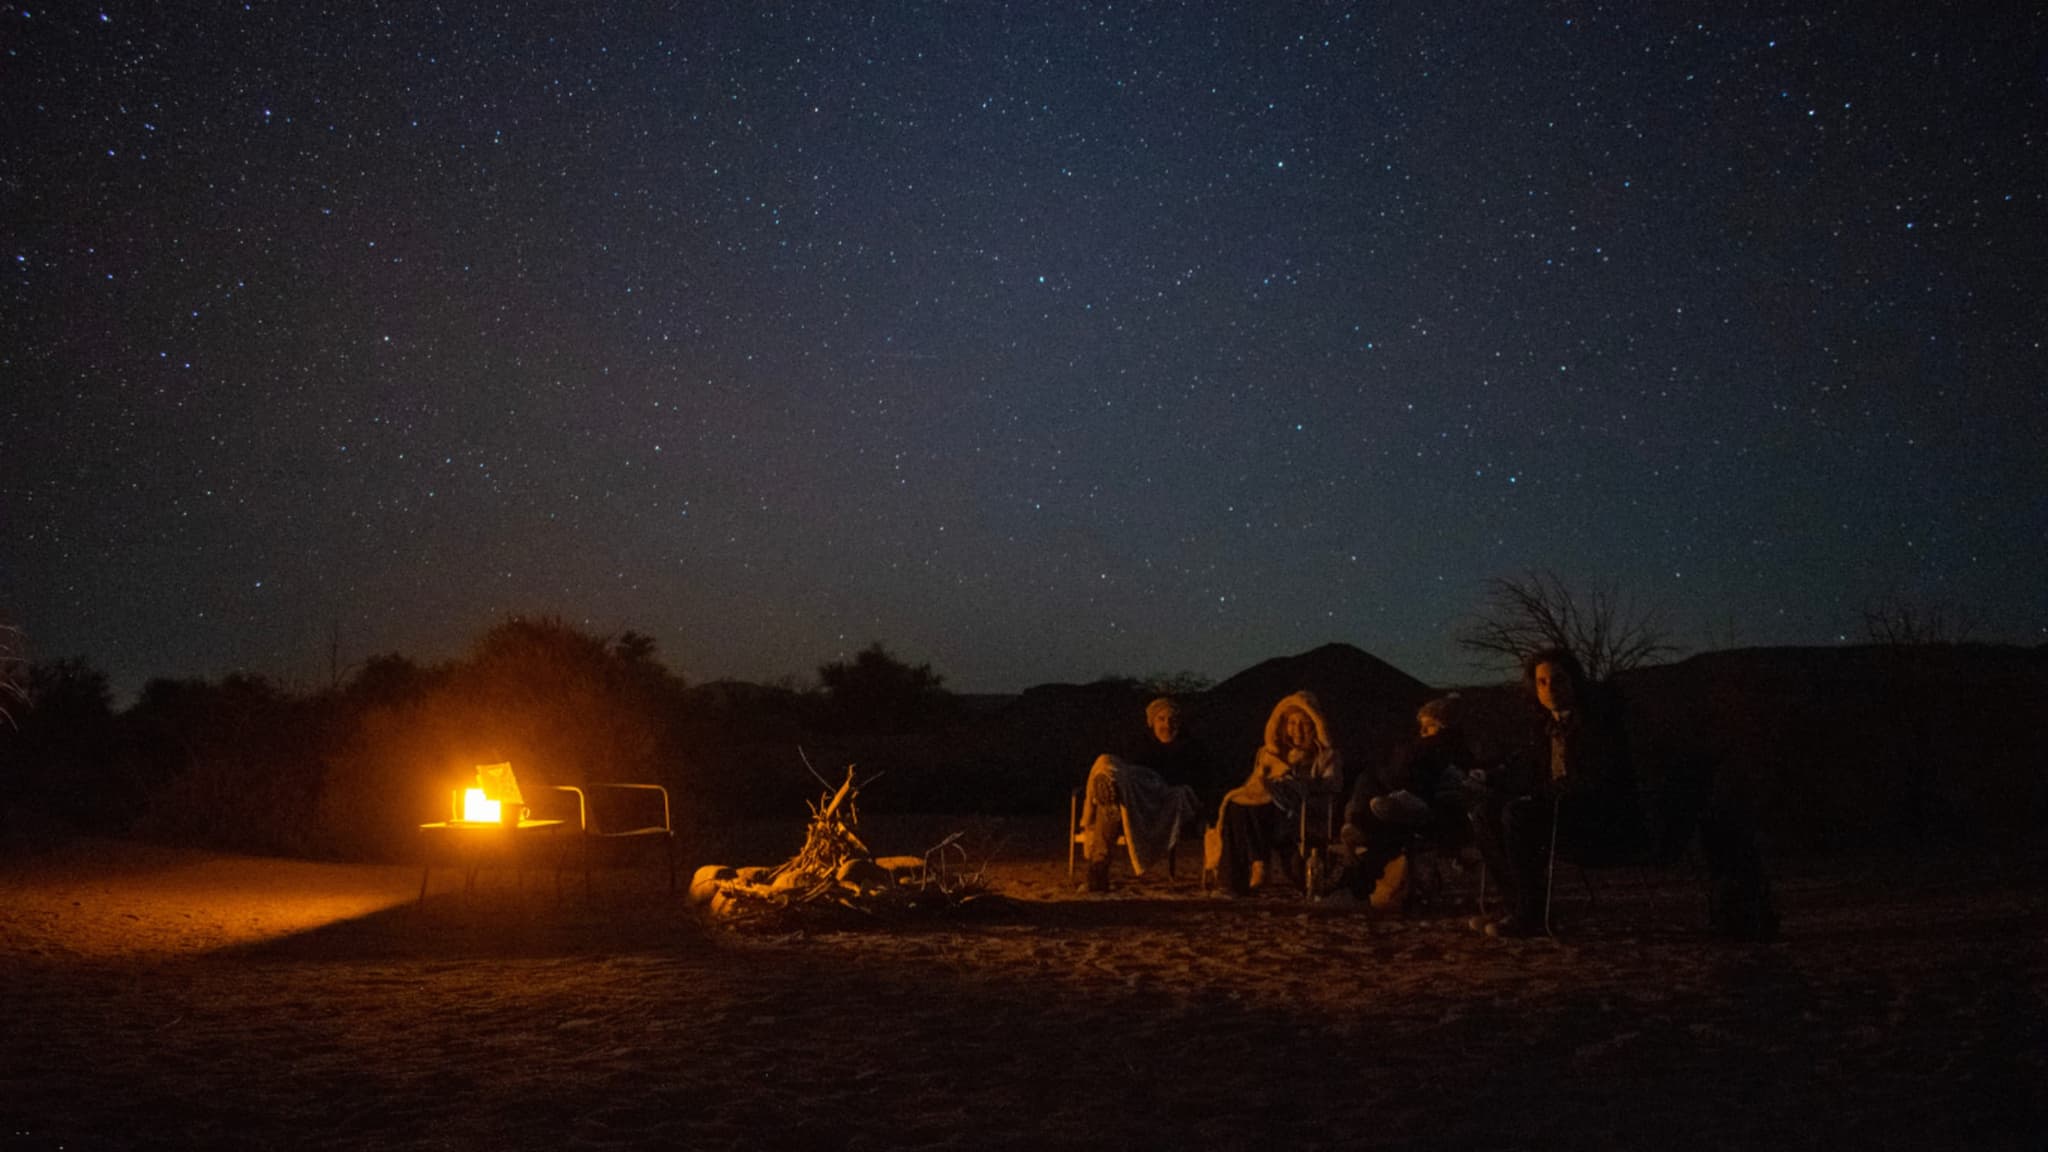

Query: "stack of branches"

xmin=775 ymin=767 xmax=869 ymax=892
xmin=689 ymin=766 xmax=999 ymax=931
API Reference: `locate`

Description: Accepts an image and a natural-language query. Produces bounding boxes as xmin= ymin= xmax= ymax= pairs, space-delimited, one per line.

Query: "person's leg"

xmin=1701 ymin=795 xmax=1777 ymax=940
xmin=1081 ymin=757 xmax=1121 ymax=892
xmin=1342 ymin=809 xmax=1404 ymax=900
xmin=1249 ymin=804 xmax=1283 ymax=887
xmin=1339 ymin=813 xmax=1372 ymax=896
xmin=1218 ymin=800 xmax=1275 ymax=894
xmin=1083 ymin=808 xmax=1120 ymax=892
xmin=1499 ymin=796 xmax=1555 ymax=931
xmin=1468 ymin=793 xmax=1518 ymax=914
xmin=1426 ymin=799 xmax=1470 ymax=853
xmin=1217 ymin=801 xmax=1248 ymax=894
xmin=1342 ymin=771 xmax=1377 ymax=833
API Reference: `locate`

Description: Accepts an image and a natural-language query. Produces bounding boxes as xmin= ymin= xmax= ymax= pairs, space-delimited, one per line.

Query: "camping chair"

xmin=1471 ymin=796 xmax=1622 ymax=936
xmin=1294 ymin=784 xmax=1345 ymax=899
xmin=551 ymin=782 xmax=677 ymax=897
xmin=1068 ymin=786 xmax=1181 ymax=881
xmin=1384 ymin=826 xmax=1464 ymax=913
xmin=1195 ymin=787 xmax=1341 ymax=897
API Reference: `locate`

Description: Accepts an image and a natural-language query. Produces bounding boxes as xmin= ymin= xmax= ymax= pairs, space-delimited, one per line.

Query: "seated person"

xmin=1213 ymin=691 xmax=1343 ymax=895
xmin=1340 ymin=694 xmax=1473 ymax=905
xmin=1080 ymin=696 xmax=1211 ymax=892
xmin=1468 ymin=647 xmax=1647 ymax=937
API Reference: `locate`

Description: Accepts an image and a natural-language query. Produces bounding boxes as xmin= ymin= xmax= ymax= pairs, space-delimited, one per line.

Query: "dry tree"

xmin=1860 ymin=595 xmax=1975 ymax=647
xmin=0 ymin=623 xmax=28 ymax=728
xmin=1456 ymin=570 xmax=1679 ymax=683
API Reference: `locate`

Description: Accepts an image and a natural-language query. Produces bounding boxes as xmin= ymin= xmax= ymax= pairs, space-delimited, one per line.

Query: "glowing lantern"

xmin=461 ymin=787 xmax=501 ymax=823
xmin=453 ymin=762 xmax=526 ymax=825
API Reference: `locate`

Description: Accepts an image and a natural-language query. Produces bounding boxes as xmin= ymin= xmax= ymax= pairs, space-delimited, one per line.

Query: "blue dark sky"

xmin=4 ymin=2 xmax=2044 ymax=697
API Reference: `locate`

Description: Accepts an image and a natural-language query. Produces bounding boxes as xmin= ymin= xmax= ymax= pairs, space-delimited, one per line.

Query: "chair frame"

xmin=552 ymin=782 xmax=678 ymax=896
xmin=1471 ymin=796 xmax=1610 ymax=936
xmin=1197 ymin=787 xmax=1342 ymax=898
xmin=1295 ymin=788 xmax=1343 ymax=900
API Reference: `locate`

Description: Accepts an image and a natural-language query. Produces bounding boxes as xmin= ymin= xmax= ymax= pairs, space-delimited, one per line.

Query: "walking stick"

xmin=1543 ymin=792 xmax=1561 ymax=937
xmin=1300 ymin=797 xmax=1313 ymax=902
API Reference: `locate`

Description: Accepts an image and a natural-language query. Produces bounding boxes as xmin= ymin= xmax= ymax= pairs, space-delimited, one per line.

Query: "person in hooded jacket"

xmin=1213 ymin=691 xmax=1343 ymax=896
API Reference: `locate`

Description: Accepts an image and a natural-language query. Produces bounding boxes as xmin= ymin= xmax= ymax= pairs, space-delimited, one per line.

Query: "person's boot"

xmin=1349 ymin=861 xmax=1375 ymax=901
xmin=1486 ymin=897 xmax=1546 ymax=937
xmin=1486 ymin=913 xmax=1544 ymax=938
xmin=1369 ymin=854 xmax=1409 ymax=912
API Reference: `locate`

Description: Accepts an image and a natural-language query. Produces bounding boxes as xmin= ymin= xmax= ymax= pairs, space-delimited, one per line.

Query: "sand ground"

xmin=2 ymin=815 xmax=2043 ymax=1151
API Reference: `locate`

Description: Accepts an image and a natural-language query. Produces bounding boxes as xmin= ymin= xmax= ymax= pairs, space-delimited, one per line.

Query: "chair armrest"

xmin=550 ymin=785 xmax=590 ymax=832
xmin=586 ymin=782 xmax=672 ymax=834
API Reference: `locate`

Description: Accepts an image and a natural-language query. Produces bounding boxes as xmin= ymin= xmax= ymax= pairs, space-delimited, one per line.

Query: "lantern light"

xmin=454 ymin=762 xmax=526 ymax=825
xmin=461 ymin=787 xmax=501 ymax=823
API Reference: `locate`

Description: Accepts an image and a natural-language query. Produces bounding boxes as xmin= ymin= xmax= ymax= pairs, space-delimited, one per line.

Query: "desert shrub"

xmin=123 ymin=674 xmax=336 ymax=855
xmin=0 ymin=659 xmax=121 ymax=830
xmin=818 ymin=643 xmax=955 ymax=733
xmin=344 ymin=652 xmax=432 ymax=711
xmin=670 ymin=680 xmax=829 ymax=819
xmin=316 ymin=616 xmax=690 ymax=859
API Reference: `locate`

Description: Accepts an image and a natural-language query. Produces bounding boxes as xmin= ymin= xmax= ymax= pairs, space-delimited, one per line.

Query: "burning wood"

xmin=689 ymin=767 xmax=999 ymax=929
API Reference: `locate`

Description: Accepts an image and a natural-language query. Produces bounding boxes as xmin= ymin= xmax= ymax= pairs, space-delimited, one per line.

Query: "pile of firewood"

xmin=688 ymin=767 xmax=996 ymax=930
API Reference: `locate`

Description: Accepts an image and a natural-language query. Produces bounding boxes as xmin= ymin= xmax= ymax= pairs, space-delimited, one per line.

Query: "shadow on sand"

xmin=216 ymin=880 xmax=713 ymax=964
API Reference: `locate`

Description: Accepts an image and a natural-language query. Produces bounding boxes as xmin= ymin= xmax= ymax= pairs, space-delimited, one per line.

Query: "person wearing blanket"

xmin=1340 ymin=693 xmax=1475 ymax=908
xmin=1213 ymin=691 xmax=1344 ymax=896
xmin=1080 ymin=696 xmax=1214 ymax=893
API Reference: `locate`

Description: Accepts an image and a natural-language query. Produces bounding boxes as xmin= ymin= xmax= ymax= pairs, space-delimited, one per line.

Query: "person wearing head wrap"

xmin=1339 ymin=693 xmax=1474 ymax=908
xmin=1079 ymin=696 xmax=1213 ymax=893
xmin=1211 ymin=691 xmax=1344 ymax=896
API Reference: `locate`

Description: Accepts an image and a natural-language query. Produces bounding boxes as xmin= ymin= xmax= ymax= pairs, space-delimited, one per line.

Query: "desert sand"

xmin=2 ymin=816 xmax=2043 ymax=1150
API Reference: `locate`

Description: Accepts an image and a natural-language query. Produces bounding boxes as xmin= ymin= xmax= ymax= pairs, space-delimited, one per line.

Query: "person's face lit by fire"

xmin=1533 ymin=660 xmax=1576 ymax=715
xmin=1417 ymin=712 xmax=1444 ymax=739
xmin=1281 ymin=708 xmax=1316 ymax=753
xmin=1148 ymin=703 xmax=1182 ymax=745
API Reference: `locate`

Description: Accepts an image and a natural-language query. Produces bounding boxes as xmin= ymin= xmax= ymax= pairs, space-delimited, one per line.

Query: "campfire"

xmin=689 ymin=766 xmax=1000 ymax=929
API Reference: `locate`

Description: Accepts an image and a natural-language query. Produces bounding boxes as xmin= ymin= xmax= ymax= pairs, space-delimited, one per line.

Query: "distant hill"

xmin=668 ymin=642 xmax=2048 ymax=855
xmin=1428 ymin=644 xmax=2048 ymax=855
xmin=1614 ymin=644 xmax=2048 ymax=853
xmin=1196 ymin=642 xmax=1434 ymax=791
xmin=946 ymin=643 xmax=1434 ymax=814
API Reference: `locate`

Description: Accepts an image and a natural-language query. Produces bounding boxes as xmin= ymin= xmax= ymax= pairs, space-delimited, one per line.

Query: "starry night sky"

xmin=5 ymin=3 xmax=2045 ymax=698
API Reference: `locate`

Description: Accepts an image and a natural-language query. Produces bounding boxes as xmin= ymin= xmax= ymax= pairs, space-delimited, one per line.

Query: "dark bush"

xmin=122 ymin=674 xmax=336 ymax=856
xmin=315 ymin=616 xmax=691 ymax=859
xmin=1 ymin=659 xmax=121 ymax=831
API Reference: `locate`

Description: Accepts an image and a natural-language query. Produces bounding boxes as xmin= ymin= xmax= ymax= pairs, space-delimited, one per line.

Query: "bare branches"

xmin=1456 ymin=570 xmax=1679 ymax=683
xmin=0 ymin=623 xmax=28 ymax=729
xmin=697 ymin=766 xmax=995 ymax=928
xmin=777 ymin=766 xmax=870 ymax=882
xmin=1861 ymin=596 xmax=1974 ymax=647
xmin=795 ymin=745 xmax=834 ymax=792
